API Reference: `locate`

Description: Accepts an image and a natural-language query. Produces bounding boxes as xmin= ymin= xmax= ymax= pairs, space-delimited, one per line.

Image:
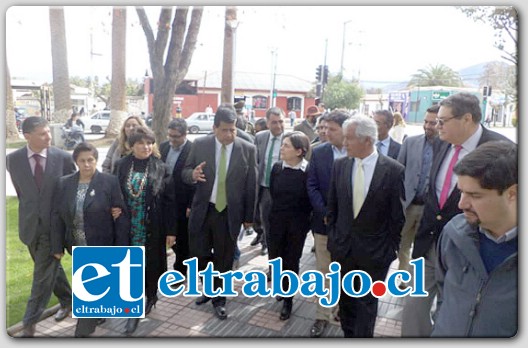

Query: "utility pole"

xmin=321 ymin=38 xmax=328 ymax=102
xmin=221 ymin=6 xmax=238 ymax=104
xmin=340 ymin=20 xmax=353 ymax=76
xmin=269 ymin=48 xmax=278 ymax=107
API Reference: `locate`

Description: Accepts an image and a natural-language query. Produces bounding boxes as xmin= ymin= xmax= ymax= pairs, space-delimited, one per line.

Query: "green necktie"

xmin=216 ymin=144 xmax=227 ymax=212
xmin=353 ymin=159 xmax=365 ymax=218
xmin=265 ymin=137 xmax=277 ymax=187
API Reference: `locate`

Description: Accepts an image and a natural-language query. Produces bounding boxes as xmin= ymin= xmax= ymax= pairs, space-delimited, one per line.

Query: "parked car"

xmin=185 ymin=112 xmax=215 ymax=134
xmin=81 ymin=110 xmax=111 ymax=134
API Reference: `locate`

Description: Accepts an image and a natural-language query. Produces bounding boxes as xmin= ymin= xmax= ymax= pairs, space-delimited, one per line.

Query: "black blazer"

xmin=412 ymin=127 xmax=512 ymax=258
xmin=327 ymin=154 xmax=405 ymax=268
xmin=51 ymin=171 xmax=130 ymax=254
xmin=387 ymin=138 xmax=402 ymax=160
xmin=160 ymin=140 xmax=195 ymax=220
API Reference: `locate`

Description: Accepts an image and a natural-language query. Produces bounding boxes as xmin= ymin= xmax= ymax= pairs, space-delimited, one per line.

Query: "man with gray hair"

xmin=326 ymin=115 xmax=405 ymax=337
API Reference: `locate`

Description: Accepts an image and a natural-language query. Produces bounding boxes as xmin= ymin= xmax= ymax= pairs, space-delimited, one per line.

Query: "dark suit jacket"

xmin=6 ymin=146 xmax=76 ymax=245
xmin=182 ymin=135 xmax=258 ymax=254
xmin=327 ymin=154 xmax=405 ymax=268
xmin=294 ymin=120 xmax=317 ymax=142
xmin=50 ymin=171 xmax=130 ymax=254
xmin=412 ymin=127 xmax=512 ymax=259
xmin=387 ymin=137 xmax=402 ymax=160
xmin=306 ymin=142 xmax=334 ymax=235
xmin=160 ymin=140 xmax=195 ymax=220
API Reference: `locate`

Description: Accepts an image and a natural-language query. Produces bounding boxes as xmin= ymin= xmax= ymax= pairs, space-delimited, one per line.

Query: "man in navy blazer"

xmin=401 ymin=93 xmax=513 ymax=337
xmin=160 ymin=118 xmax=195 ymax=276
xmin=373 ymin=109 xmax=401 ymax=159
xmin=327 ymin=115 xmax=405 ymax=337
xmin=6 ymin=117 xmax=76 ymax=337
xmin=182 ymin=104 xmax=258 ymax=320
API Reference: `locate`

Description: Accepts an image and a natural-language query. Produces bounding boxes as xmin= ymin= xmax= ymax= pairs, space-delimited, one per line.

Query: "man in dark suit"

xmin=395 ymin=105 xmax=441 ymax=285
xmin=306 ymin=109 xmax=349 ymax=337
xmin=251 ymin=107 xmax=285 ymax=256
xmin=182 ymin=104 xmax=258 ymax=320
xmin=294 ymin=105 xmax=320 ymax=142
xmin=327 ymin=115 xmax=405 ymax=337
xmin=6 ymin=117 xmax=76 ymax=337
xmin=401 ymin=92 xmax=512 ymax=337
xmin=160 ymin=118 xmax=194 ymax=277
xmin=373 ymin=109 xmax=401 ymax=159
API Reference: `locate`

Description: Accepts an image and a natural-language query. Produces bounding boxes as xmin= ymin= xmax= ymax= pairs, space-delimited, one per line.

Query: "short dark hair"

xmin=325 ymin=109 xmax=350 ymax=127
xmin=373 ymin=109 xmax=394 ymax=129
xmin=439 ymin=92 xmax=482 ymax=123
xmin=128 ymin=126 xmax=156 ymax=147
xmin=265 ymin=107 xmax=284 ymax=121
xmin=426 ymin=104 xmax=440 ymax=113
xmin=283 ymin=131 xmax=310 ymax=158
xmin=254 ymin=118 xmax=268 ymax=132
xmin=22 ymin=116 xmax=48 ymax=134
xmin=168 ymin=118 xmax=187 ymax=134
xmin=72 ymin=142 xmax=98 ymax=162
xmin=214 ymin=104 xmax=237 ymax=127
xmin=454 ymin=141 xmax=517 ymax=194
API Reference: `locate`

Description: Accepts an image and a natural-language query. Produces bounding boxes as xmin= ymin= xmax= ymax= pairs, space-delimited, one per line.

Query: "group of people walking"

xmin=7 ymin=92 xmax=517 ymax=338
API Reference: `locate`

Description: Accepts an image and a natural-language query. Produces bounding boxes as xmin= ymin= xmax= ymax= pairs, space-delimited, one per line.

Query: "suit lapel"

xmin=83 ymin=171 xmax=100 ymax=210
xmin=227 ymin=139 xmax=240 ymax=178
xmin=364 ymin=156 xmax=386 ymax=203
xmin=18 ymin=147 xmax=39 ymax=191
xmin=344 ymin=157 xmax=353 ymax=202
xmin=431 ymin=141 xmax=451 ymax=205
xmin=65 ymin=172 xmax=80 ymax=219
xmin=206 ymin=136 xmax=217 ymax=179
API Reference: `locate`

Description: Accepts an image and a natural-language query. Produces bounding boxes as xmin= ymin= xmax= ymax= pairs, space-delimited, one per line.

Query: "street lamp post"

xmin=340 ymin=20 xmax=353 ymax=76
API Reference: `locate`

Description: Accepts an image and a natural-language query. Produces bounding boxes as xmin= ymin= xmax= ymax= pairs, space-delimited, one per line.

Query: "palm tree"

xmin=105 ymin=7 xmax=128 ymax=138
xmin=49 ymin=7 xmax=72 ymax=122
xmin=407 ymin=64 xmax=463 ymax=87
xmin=136 ymin=6 xmax=203 ymax=143
xmin=5 ymin=60 xmax=19 ymax=140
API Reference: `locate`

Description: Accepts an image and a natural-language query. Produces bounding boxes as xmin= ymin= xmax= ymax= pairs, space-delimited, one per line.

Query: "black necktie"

xmin=33 ymin=154 xmax=44 ymax=190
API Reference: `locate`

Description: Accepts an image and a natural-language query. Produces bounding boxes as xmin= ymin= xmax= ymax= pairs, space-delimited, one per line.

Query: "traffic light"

xmin=323 ymin=65 xmax=329 ymax=84
xmin=482 ymin=86 xmax=488 ymax=96
xmin=316 ymin=65 xmax=322 ymax=82
xmin=487 ymin=86 xmax=492 ymax=96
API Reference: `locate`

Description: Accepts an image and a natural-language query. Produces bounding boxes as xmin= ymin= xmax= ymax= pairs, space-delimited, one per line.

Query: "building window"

xmin=253 ymin=95 xmax=268 ymax=109
xmin=287 ymin=97 xmax=302 ymax=111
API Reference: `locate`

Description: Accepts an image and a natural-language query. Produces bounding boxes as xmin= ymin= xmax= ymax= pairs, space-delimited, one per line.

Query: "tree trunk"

xmin=49 ymin=7 xmax=71 ymax=123
xmin=106 ymin=7 xmax=128 ymax=138
xmin=137 ymin=6 xmax=203 ymax=144
xmin=5 ymin=60 xmax=19 ymax=140
xmin=221 ymin=6 xmax=237 ymax=104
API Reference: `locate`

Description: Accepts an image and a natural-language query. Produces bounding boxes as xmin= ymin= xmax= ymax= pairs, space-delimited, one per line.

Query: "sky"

xmin=5 ymin=6 xmax=511 ymax=87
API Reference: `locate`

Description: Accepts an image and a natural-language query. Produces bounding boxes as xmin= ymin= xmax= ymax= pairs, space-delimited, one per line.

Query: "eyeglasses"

xmin=168 ymin=133 xmax=184 ymax=139
xmin=436 ymin=116 xmax=457 ymax=126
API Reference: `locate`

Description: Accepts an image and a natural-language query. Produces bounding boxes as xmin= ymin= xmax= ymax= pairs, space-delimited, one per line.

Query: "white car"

xmin=81 ymin=111 xmax=111 ymax=134
xmin=186 ymin=112 xmax=215 ymax=134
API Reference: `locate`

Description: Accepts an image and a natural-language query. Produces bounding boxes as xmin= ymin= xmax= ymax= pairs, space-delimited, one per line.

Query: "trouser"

xmin=314 ymin=233 xmax=339 ymax=321
xmin=401 ymin=244 xmax=438 ymax=337
xmin=75 ymin=318 xmax=98 ymax=336
xmin=24 ymin=232 xmax=72 ymax=326
xmin=397 ymin=204 xmax=424 ymax=272
xmin=256 ymin=187 xmax=272 ymax=248
xmin=197 ymin=204 xmax=235 ymax=307
xmin=171 ymin=216 xmax=190 ymax=275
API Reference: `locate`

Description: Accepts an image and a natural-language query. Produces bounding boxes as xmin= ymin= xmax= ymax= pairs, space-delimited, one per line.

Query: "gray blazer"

xmin=254 ymin=130 xmax=282 ymax=187
xmin=7 ymin=146 xmax=76 ymax=245
xmin=182 ymin=135 xmax=258 ymax=254
xmin=294 ymin=120 xmax=316 ymax=142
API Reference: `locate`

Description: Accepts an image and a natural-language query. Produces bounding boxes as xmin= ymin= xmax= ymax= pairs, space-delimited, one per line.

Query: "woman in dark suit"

xmin=114 ymin=126 xmax=176 ymax=335
xmin=268 ymin=131 xmax=312 ymax=320
xmin=51 ymin=142 xmax=130 ymax=337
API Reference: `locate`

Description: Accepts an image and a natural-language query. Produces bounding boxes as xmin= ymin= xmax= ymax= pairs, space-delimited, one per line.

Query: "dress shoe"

xmin=195 ymin=295 xmax=211 ymax=305
xmin=55 ymin=306 xmax=71 ymax=321
xmin=398 ymin=281 xmax=409 ymax=291
xmin=213 ymin=305 xmax=228 ymax=320
xmin=250 ymin=234 xmax=262 ymax=246
xmin=145 ymin=294 xmax=158 ymax=315
xmin=261 ymin=246 xmax=268 ymax=255
xmin=334 ymin=309 xmax=341 ymax=322
xmin=310 ymin=319 xmax=328 ymax=337
xmin=97 ymin=318 xmax=106 ymax=325
xmin=124 ymin=318 xmax=140 ymax=335
xmin=20 ymin=324 xmax=36 ymax=337
xmin=275 ymin=295 xmax=283 ymax=302
xmin=311 ymin=245 xmax=316 ymax=253
xmin=233 ymin=259 xmax=240 ymax=270
xmin=280 ymin=301 xmax=292 ymax=320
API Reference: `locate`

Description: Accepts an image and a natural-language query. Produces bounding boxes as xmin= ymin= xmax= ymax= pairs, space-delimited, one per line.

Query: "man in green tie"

xmin=182 ymin=104 xmax=258 ymax=320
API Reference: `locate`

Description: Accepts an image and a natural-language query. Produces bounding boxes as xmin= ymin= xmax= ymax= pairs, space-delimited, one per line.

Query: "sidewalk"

xmin=9 ymin=232 xmax=404 ymax=338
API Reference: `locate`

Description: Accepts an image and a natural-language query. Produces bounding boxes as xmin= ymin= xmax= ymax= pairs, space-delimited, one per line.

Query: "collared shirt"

xmin=210 ymin=138 xmax=234 ymax=204
xmin=261 ymin=132 xmax=283 ymax=187
xmin=414 ymin=135 xmax=434 ymax=200
xmin=282 ymin=158 xmax=308 ymax=172
xmin=375 ymin=136 xmax=391 ymax=157
xmin=351 ymin=150 xmax=378 ymax=199
xmin=480 ymin=226 xmax=518 ymax=244
xmin=27 ymin=146 xmax=48 ymax=175
xmin=331 ymin=145 xmax=347 ymax=161
xmin=435 ymin=125 xmax=483 ymax=199
xmin=165 ymin=139 xmax=187 ymax=172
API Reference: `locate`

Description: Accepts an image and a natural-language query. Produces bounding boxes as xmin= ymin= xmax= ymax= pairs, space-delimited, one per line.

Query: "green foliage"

xmin=408 ymin=64 xmax=463 ymax=88
xmin=323 ymin=74 xmax=364 ymax=110
xmin=5 ymin=197 xmax=73 ymax=327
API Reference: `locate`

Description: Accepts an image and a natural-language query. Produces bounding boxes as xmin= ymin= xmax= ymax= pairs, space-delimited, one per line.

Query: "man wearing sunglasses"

xmin=401 ymin=92 xmax=512 ymax=337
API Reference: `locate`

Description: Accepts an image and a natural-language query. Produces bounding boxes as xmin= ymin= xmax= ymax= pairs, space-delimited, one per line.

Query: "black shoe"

xmin=280 ymin=301 xmax=292 ymax=320
xmin=195 ymin=295 xmax=211 ymax=305
xmin=334 ymin=309 xmax=341 ymax=322
xmin=310 ymin=319 xmax=328 ymax=338
xmin=145 ymin=294 xmax=158 ymax=315
xmin=311 ymin=245 xmax=316 ymax=253
xmin=250 ymin=235 xmax=262 ymax=246
xmin=276 ymin=295 xmax=283 ymax=302
xmin=20 ymin=324 xmax=36 ymax=337
xmin=214 ymin=305 xmax=228 ymax=320
xmin=261 ymin=246 xmax=268 ymax=255
xmin=267 ymin=270 xmax=272 ymax=282
xmin=55 ymin=306 xmax=71 ymax=321
xmin=124 ymin=318 xmax=139 ymax=335
xmin=97 ymin=318 xmax=106 ymax=326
